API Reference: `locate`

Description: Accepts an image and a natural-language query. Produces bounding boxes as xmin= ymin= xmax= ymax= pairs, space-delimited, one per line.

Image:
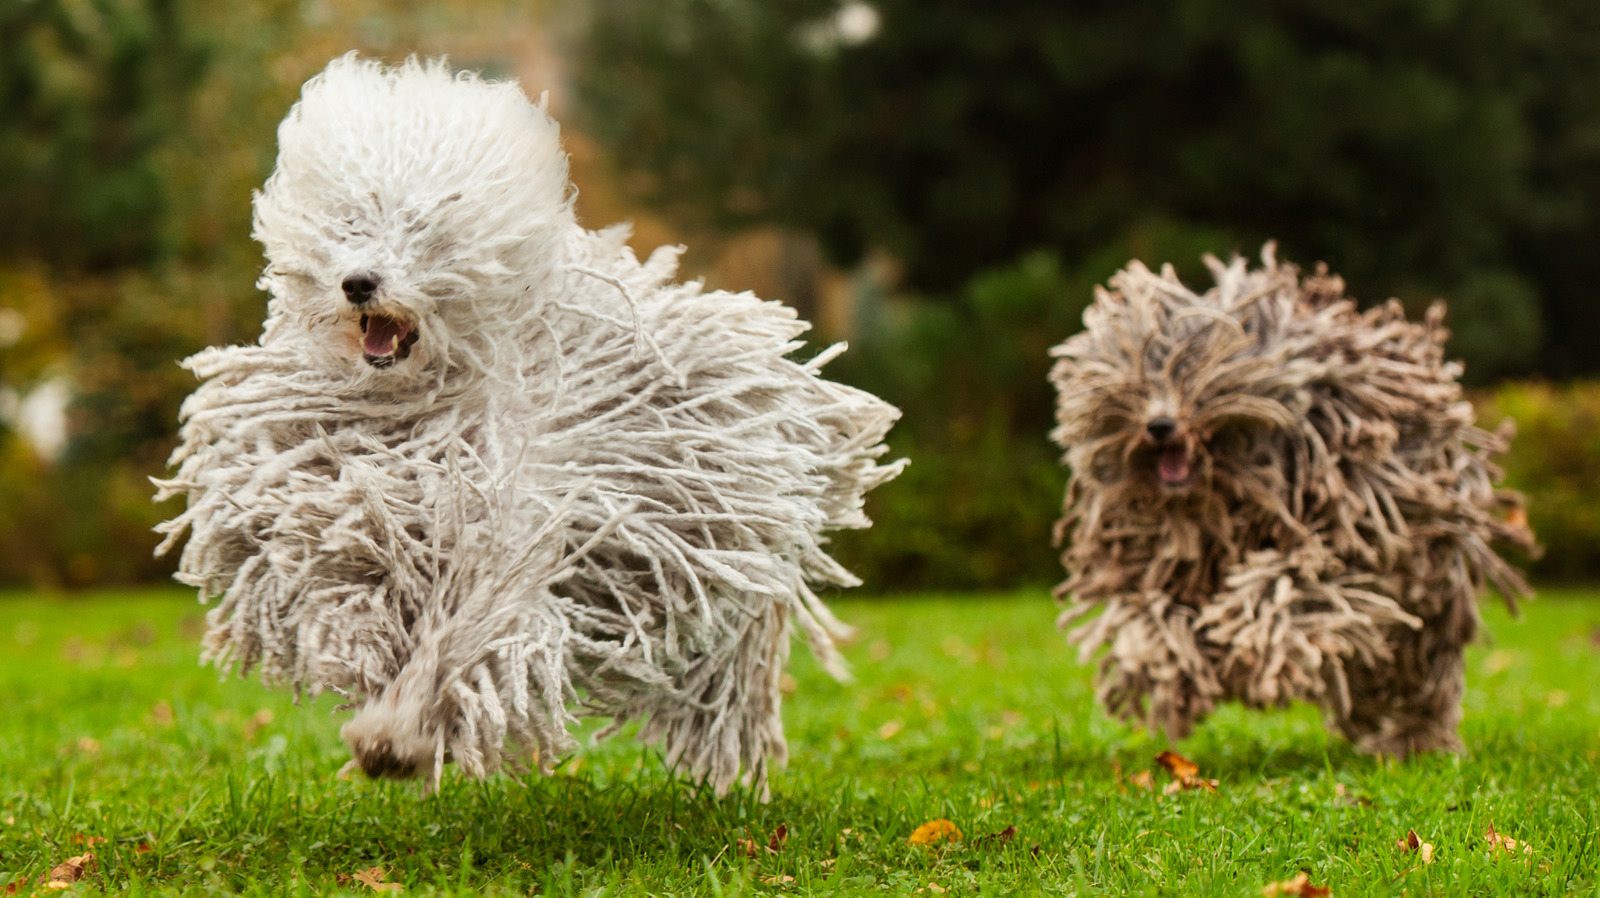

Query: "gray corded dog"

xmin=1049 ymin=246 xmax=1534 ymax=755
xmin=155 ymin=56 xmax=903 ymax=793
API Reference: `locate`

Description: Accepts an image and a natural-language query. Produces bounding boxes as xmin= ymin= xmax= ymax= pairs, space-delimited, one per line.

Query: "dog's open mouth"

xmin=360 ymin=313 xmax=418 ymax=368
xmin=1157 ymin=444 xmax=1191 ymax=486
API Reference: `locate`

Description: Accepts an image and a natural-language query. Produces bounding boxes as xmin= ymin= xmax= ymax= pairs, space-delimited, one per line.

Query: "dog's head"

xmin=252 ymin=55 xmax=572 ymax=381
xmin=1051 ymin=253 xmax=1307 ymax=507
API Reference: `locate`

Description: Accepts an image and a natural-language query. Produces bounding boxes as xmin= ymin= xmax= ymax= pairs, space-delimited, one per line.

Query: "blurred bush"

xmin=1479 ymin=381 xmax=1600 ymax=582
xmin=574 ymin=0 xmax=1600 ymax=383
xmin=826 ymin=221 xmax=1236 ymax=591
xmin=1 ymin=0 xmax=1595 ymax=593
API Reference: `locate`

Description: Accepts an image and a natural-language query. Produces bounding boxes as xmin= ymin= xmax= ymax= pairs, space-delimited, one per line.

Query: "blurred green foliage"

xmin=0 ymin=0 xmax=211 ymax=586
xmin=0 ymin=0 xmax=206 ymax=270
xmin=574 ymin=0 xmax=1600 ymax=381
xmin=1 ymin=1 xmax=1595 ymax=591
xmin=827 ymin=223 xmax=1237 ymax=590
xmin=1479 ymin=381 xmax=1600 ymax=582
xmin=573 ymin=0 xmax=1600 ymax=591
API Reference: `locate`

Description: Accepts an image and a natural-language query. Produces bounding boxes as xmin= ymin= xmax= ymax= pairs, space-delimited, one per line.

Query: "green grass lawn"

xmin=1 ymin=588 xmax=1597 ymax=896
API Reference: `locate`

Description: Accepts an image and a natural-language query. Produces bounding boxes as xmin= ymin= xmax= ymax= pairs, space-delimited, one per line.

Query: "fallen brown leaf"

xmin=1154 ymin=750 xmax=1217 ymax=793
xmin=42 ymin=852 xmax=95 ymax=890
xmin=1154 ymin=750 xmax=1198 ymax=780
xmin=768 ymin=823 xmax=789 ymax=853
xmin=3 ymin=877 xmax=22 ymax=896
xmin=68 ymin=834 xmax=107 ymax=847
xmin=1260 ymin=871 xmax=1330 ymax=897
xmin=907 ymin=819 xmax=962 ymax=845
xmin=878 ymin=719 xmax=904 ymax=739
xmin=1128 ymin=770 xmax=1154 ymax=791
xmin=735 ymin=837 xmax=761 ymax=859
xmin=351 ymin=867 xmax=403 ymax=892
xmin=924 ymin=884 xmax=947 ymax=894
xmin=1396 ymin=830 xmax=1435 ymax=864
xmin=760 ymin=874 xmax=795 ymax=885
xmin=1485 ymin=822 xmax=1533 ymax=858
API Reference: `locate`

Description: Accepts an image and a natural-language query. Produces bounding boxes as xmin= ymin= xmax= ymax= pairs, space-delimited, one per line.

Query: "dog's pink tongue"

xmin=1158 ymin=445 xmax=1190 ymax=485
xmin=363 ymin=316 xmax=411 ymax=357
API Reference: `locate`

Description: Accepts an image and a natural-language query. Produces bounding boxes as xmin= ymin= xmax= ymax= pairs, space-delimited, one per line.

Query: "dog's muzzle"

xmin=1146 ymin=416 xmax=1191 ymax=486
xmin=359 ymin=313 xmax=418 ymax=367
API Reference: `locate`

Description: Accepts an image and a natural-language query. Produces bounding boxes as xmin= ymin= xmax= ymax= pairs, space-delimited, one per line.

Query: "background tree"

xmin=0 ymin=0 xmax=209 ymax=586
xmin=572 ymin=0 xmax=1600 ymax=589
xmin=573 ymin=0 xmax=1600 ymax=381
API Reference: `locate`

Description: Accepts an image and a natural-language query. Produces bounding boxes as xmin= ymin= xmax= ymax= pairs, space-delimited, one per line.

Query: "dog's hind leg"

xmin=629 ymin=595 xmax=790 ymax=798
xmin=1335 ymin=623 xmax=1471 ymax=757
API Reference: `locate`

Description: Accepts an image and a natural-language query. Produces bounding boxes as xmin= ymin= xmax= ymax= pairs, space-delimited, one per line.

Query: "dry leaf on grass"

xmin=974 ymin=825 xmax=1017 ymax=847
xmin=907 ymin=819 xmax=962 ymax=845
xmin=68 ymin=834 xmax=106 ymax=847
xmin=3 ymin=877 xmax=24 ymax=896
xmin=1396 ymin=830 xmax=1435 ymax=864
xmin=923 ymin=884 xmax=947 ymax=894
xmin=760 ymin=874 xmax=795 ymax=885
xmin=1154 ymin=749 xmax=1198 ymax=780
xmin=1260 ymin=871 xmax=1330 ymax=897
xmin=1485 ymin=822 xmax=1533 ymax=858
xmin=877 ymin=720 xmax=905 ymax=739
xmin=1154 ymin=750 xmax=1218 ymax=793
xmin=350 ymin=867 xmax=403 ymax=892
xmin=1128 ymin=770 xmax=1154 ymax=791
xmin=41 ymin=852 xmax=95 ymax=890
xmin=735 ymin=823 xmax=790 ymax=859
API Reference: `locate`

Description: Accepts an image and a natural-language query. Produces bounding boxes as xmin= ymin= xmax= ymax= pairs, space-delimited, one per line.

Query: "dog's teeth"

xmin=390 ymin=335 xmax=400 ymax=352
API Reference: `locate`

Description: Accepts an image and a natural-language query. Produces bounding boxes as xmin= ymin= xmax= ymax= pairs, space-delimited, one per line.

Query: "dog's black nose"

xmin=1146 ymin=416 xmax=1177 ymax=443
xmin=342 ymin=273 xmax=380 ymax=305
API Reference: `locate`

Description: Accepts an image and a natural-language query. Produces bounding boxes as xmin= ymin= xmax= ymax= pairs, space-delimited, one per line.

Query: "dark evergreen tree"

xmin=574 ymin=0 xmax=1600 ymax=380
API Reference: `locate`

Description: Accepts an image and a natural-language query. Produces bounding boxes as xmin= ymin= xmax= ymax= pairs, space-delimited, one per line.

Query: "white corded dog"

xmin=155 ymin=55 xmax=903 ymax=793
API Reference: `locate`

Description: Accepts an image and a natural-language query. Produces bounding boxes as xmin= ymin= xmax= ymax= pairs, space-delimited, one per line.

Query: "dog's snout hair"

xmin=342 ymin=272 xmax=380 ymax=305
xmin=1145 ymin=416 xmax=1177 ymax=443
xmin=356 ymin=740 xmax=419 ymax=779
